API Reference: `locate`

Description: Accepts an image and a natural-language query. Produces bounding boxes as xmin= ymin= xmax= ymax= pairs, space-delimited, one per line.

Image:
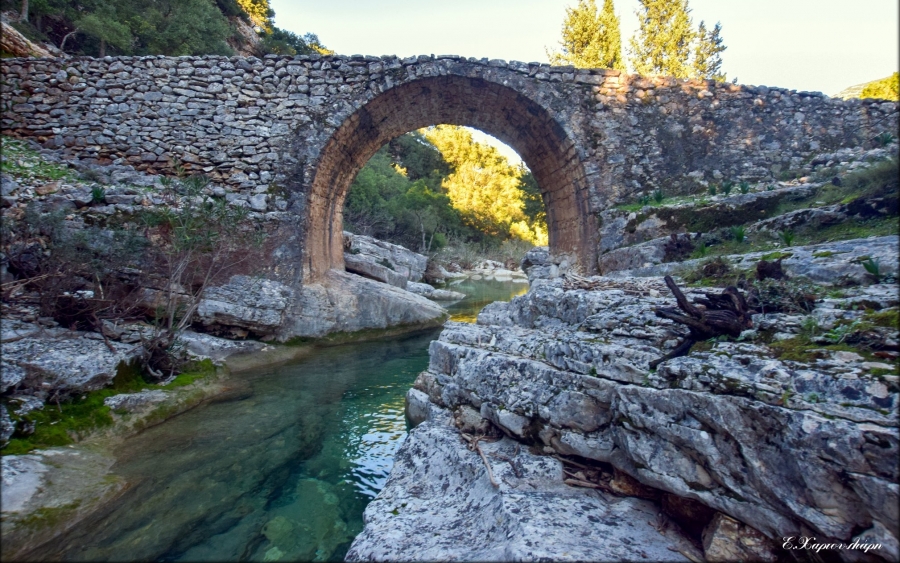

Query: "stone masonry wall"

xmin=2 ymin=54 xmax=897 ymax=274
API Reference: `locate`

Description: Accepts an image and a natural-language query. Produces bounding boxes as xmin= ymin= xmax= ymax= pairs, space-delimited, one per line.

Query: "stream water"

xmin=32 ymin=279 xmax=528 ymax=562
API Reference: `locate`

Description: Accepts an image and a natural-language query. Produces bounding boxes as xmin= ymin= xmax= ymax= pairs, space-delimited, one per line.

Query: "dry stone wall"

xmin=2 ymin=54 xmax=897 ymax=274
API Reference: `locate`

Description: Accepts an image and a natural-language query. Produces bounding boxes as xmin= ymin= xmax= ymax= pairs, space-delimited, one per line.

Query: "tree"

xmin=860 ymin=73 xmax=900 ymax=101
xmin=548 ymin=0 xmax=624 ymax=70
xmin=693 ymin=20 xmax=727 ymax=82
xmin=629 ymin=0 xmax=695 ymax=79
xmin=138 ymin=0 xmax=233 ymax=56
xmin=140 ymin=175 xmax=264 ymax=375
xmin=422 ymin=126 xmax=548 ymax=245
xmin=75 ymin=12 xmax=133 ymax=57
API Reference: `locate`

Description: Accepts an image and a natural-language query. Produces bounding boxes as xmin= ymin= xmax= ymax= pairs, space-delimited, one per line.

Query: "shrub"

xmin=739 ymin=181 xmax=750 ymax=194
xmin=729 ymin=225 xmax=746 ymax=243
xmin=708 ymin=184 xmax=717 ymax=196
xmin=90 ymin=185 xmax=106 ymax=204
xmin=778 ymin=230 xmax=795 ymax=246
xmin=653 ymin=189 xmax=665 ymax=204
xmin=721 ymin=181 xmax=734 ymax=196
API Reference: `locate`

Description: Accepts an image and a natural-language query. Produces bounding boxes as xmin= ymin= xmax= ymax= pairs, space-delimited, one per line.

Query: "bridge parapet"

xmin=2 ymin=54 xmax=896 ymax=275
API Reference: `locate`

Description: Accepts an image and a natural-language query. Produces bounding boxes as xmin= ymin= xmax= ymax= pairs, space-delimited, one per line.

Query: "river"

xmin=29 ymin=279 xmax=528 ymax=562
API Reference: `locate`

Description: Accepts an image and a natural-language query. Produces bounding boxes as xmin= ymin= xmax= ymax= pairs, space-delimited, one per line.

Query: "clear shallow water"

xmin=30 ymin=280 xmax=527 ymax=562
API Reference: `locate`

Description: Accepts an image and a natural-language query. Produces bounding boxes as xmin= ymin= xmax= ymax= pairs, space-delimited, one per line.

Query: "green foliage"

xmin=629 ymin=0 xmax=695 ymax=78
xmin=861 ymin=257 xmax=881 ymax=282
xmin=549 ymin=0 xmax=624 ymax=70
xmin=860 ymin=72 xmax=899 ymax=101
xmin=422 ymin=126 xmax=547 ymax=246
xmin=638 ymin=194 xmax=651 ymax=206
xmin=721 ymin=180 xmax=734 ymax=196
xmin=778 ymin=230 xmax=795 ymax=246
xmin=259 ymin=28 xmax=331 ymax=56
xmin=707 ymin=184 xmax=716 ymax=196
xmin=692 ymin=20 xmax=727 ymax=81
xmin=874 ymin=132 xmax=895 ymax=147
xmin=652 ymin=188 xmax=665 ymax=204
xmin=729 ymin=224 xmax=745 ymax=243
xmin=739 ymin=181 xmax=750 ymax=194
xmin=0 ymin=137 xmax=73 ymax=182
xmin=75 ymin=11 xmax=133 ymax=56
xmin=691 ymin=239 xmax=708 ymax=258
xmin=15 ymin=0 xmax=270 ymax=57
xmin=90 ymin=185 xmax=106 ymax=204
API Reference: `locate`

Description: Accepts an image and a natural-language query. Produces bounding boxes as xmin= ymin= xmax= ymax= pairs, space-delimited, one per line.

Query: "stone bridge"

xmin=2 ymin=54 xmax=897 ymax=278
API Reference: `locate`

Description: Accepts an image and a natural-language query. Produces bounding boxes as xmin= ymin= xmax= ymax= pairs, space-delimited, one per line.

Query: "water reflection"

xmin=445 ymin=278 xmax=529 ymax=323
xmin=26 ymin=280 xmax=528 ymax=562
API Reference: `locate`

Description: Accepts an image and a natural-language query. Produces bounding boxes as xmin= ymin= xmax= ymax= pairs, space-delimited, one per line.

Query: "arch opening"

xmin=304 ymin=75 xmax=595 ymax=278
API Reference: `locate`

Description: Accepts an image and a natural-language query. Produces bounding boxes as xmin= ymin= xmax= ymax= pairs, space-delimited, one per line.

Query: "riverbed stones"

xmin=346 ymin=408 xmax=695 ymax=562
xmin=406 ymin=281 xmax=466 ymax=302
xmin=176 ymin=330 xmax=267 ymax=361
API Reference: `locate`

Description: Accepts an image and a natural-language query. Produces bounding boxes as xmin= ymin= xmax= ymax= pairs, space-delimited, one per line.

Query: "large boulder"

xmin=343 ymin=253 xmax=408 ymax=288
xmin=412 ymin=275 xmax=899 ymax=561
xmin=346 ymin=404 xmax=695 ymax=562
xmin=195 ymin=275 xmax=294 ymax=338
xmin=280 ymin=270 xmax=447 ymax=340
xmin=343 ymin=232 xmax=428 ymax=283
xmin=1 ymin=324 xmax=142 ymax=399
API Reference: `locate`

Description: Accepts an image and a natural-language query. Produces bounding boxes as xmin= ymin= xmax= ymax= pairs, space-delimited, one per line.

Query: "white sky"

xmin=270 ymin=0 xmax=899 ymax=161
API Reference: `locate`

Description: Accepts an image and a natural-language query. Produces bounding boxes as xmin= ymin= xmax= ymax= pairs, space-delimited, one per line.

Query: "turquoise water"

xmin=30 ymin=279 xmax=528 ymax=562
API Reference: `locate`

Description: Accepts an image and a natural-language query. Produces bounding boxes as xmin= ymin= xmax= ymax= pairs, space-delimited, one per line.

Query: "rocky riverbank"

xmin=350 ymin=241 xmax=899 ymax=562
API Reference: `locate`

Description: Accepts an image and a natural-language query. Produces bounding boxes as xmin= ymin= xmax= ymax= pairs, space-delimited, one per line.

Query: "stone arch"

xmin=304 ymin=74 xmax=595 ymax=278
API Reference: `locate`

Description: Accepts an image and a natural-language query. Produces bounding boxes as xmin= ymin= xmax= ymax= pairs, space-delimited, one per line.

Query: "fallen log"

xmin=650 ymin=275 xmax=753 ymax=369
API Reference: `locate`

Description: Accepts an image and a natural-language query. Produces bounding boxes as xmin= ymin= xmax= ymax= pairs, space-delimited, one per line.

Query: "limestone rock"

xmin=343 ymin=252 xmax=408 ymax=288
xmin=103 ymin=390 xmax=168 ymax=413
xmin=346 ymin=410 xmax=694 ymax=562
xmin=196 ymin=275 xmax=294 ymax=337
xmin=406 ymin=281 xmax=466 ymax=301
xmin=702 ymin=513 xmax=779 ymax=562
xmin=415 ymin=275 xmax=900 ymax=559
xmin=343 ymin=232 xmax=428 ymax=282
xmin=1 ymin=329 xmax=142 ymax=399
xmin=176 ymin=330 xmax=266 ymax=361
xmin=1 ymin=405 xmax=14 ymax=445
xmin=280 ymin=269 xmax=446 ymax=340
xmin=609 ymin=235 xmax=899 ymax=284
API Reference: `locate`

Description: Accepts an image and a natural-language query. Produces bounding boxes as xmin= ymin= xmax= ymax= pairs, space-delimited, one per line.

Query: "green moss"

xmin=864 ymin=308 xmax=899 ymax=329
xmin=768 ymin=337 xmax=878 ymax=364
xmin=0 ymin=136 xmax=75 ymax=182
xmin=760 ymin=251 xmax=793 ymax=261
xmin=15 ymin=501 xmax=82 ymax=531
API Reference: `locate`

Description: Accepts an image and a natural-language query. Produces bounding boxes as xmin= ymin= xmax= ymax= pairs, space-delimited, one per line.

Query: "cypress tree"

xmin=629 ymin=0 xmax=695 ymax=78
xmin=549 ymin=0 xmax=625 ymax=70
xmin=693 ymin=21 xmax=727 ymax=82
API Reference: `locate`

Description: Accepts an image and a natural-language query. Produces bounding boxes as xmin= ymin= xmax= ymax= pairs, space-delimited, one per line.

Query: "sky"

xmin=269 ymin=0 xmax=899 ymax=161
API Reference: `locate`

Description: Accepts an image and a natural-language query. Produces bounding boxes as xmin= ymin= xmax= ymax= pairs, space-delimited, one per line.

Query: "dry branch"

xmin=650 ymin=275 xmax=753 ymax=369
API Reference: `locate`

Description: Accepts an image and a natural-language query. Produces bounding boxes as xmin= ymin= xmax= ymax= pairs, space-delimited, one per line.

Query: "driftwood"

xmin=650 ymin=275 xmax=753 ymax=369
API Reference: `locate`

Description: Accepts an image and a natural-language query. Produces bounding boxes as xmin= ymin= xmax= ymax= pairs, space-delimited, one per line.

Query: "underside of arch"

xmin=305 ymin=75 xmax=595 ymax=278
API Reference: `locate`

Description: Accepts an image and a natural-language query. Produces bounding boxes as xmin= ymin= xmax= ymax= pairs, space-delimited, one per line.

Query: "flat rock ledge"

xmin=346 ymin=403 xmax=695 ymax=562
xmin=396 ymin=275 xmax=898 ymax=562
